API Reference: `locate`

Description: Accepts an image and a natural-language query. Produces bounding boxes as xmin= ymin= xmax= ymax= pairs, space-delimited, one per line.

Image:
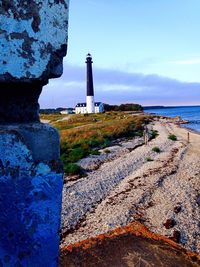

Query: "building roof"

xmin=95 ymin=102 xmax=102 ymax=107
xmin=75 ymin=102 xmax=103 ymax=108
xmin=76 ymin=103 xmax=87 ymax=107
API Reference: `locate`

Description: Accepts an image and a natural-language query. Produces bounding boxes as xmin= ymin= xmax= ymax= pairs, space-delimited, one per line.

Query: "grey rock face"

xmin=0 ymin=123 xmax=61 ymax=162
xmin=0 ymin=2 xmax=68 ymax=265
xmin=0 ymin=0 xmax=69 ymax=122
xmin=0 ymin=0 xmax=69 ymax=82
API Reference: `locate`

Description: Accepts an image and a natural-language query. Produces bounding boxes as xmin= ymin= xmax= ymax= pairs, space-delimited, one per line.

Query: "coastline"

xmin=145 ymin=106 xmax=200 ymax=135
xmin=180 ymin=124 xmax=200 ymax=136
xmin=61 ymin=117 xmax=200 ymax=259
xmin=146 ymin=111 xmax=200 ymax=135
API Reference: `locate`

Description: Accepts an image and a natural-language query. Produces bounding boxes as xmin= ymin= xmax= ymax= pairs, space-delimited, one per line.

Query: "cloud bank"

xmin=39 ymin=64 xmax=200 ymax=108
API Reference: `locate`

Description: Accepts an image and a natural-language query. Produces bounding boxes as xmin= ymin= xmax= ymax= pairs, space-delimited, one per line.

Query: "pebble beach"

xmin=61 ymin=118 xmax=200 ymax=254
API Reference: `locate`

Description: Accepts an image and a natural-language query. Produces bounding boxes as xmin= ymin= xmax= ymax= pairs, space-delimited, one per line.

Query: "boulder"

xmin=0 ymin=0 xmax=69 ymax=122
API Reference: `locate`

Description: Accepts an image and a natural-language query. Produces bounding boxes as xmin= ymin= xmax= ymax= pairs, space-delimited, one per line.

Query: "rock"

xmin=0 ymin=1 xmax=69 ymax=265
xmin=174 ymin=205 xmax=182 ymax=214
xmin=163 ymin=219 xmax=176 ymax=229
xmin=78 ymin=156 xmax=103 ymax=171
xmin=0 ymin=1 xmax=69 ymax=82
xmin=78 ymin=139 xmax=144 ymax=172
xmin=171 ymin=230 xmax=181 ymax=243
xmin=0 ymin=1 xmax=69 ymax=122
xmin=0 ymin=125 xmax=63 ymax=266
xmin=0 ymin=83 xmax=42 ymax=123
xmin=196 ymin=195 xmax=200 ymax=206
xmin=60 ymin=222 xmax=199 ymax=267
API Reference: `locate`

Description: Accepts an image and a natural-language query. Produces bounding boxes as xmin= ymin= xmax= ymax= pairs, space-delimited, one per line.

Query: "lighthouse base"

xmin=86 ymin=96 xmax=95 ymax=114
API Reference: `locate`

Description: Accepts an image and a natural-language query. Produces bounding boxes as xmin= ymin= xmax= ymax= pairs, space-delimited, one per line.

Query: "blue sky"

xmin=39 ymin=0 xmax=200 ymax=108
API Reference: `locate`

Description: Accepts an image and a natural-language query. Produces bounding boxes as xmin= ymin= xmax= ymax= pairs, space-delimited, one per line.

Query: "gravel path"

xmin=61 ymin=120 xmax=200 ymax=253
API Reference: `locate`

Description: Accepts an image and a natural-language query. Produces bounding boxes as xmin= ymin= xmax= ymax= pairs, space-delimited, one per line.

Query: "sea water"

xmin=144 ymin=106 xmax=200 ymax=132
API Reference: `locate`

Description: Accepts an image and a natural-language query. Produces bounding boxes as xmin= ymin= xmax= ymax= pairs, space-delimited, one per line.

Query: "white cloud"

xmin=40 ymin=63 xmax=200 ymax=108
xmin=172 ymin=58 xmax=200 ymax=65
xmin=98 ymin=84 xmax=144 ymax=92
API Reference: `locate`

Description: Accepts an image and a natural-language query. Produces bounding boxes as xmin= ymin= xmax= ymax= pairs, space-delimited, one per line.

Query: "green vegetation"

xmin=104 ymin=103 xmax=143 ymax=112
xmin=150 ymin=129 xmax=159 ymax=139
xmin=152 ymin=146 xmax=161 ymax=153
xmin=168 ymin=134 xmax=177 ymax=141
xmin=63 ymin=163 xmax=81 ymax=176
xmin=146 ymin=157 xmax=154 ymax=162
xmin=90 ymin=150 xmax=101 ymax=156
xmin=41 ymin=112 xmax=150 ymax=176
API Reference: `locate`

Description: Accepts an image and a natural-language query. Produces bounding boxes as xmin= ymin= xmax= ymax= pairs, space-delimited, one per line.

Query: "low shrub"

xmin=150 ymin=130 xmax=159 ymax=139
xmin=67 ymin=147 xmax=89 ymax=162
xmin=64 ymin=163 xmax=82 ymax=175
xmin=87 ymin=138 xmax=102 ymax=148
xmin=90 ymin=150 xmax=101 ymax=156
xmin=168 ymin=134 xmax=177 ymax=141
xmin=152 ymin=146 xmax=161 ymax=153
xmin=102 ymin=138 xmax=112 ymax=148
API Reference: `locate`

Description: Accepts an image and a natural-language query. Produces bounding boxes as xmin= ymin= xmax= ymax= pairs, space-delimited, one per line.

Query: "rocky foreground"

xmin=60 ymin=222 xmax=200 ymax=267
xmin=60 ymin=118 xmax=200 ymax=265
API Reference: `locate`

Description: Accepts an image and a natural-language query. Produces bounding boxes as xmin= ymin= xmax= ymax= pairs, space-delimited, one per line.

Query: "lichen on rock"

xmin=0 ymin=0 xmax=69 ymax=82
xmin=0 ymin=0 xmax=69 ymax=122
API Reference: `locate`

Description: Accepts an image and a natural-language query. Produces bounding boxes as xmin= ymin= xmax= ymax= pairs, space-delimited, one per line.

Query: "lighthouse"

xmin=75 ymin=54 xmax=104 ymax=114
xmin=86 ymin=53 xmax=95 ymax=113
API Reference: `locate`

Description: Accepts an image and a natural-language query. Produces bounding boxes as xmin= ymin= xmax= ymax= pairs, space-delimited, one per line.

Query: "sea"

xmin=144 ymin=106 xmax=200 ymax=132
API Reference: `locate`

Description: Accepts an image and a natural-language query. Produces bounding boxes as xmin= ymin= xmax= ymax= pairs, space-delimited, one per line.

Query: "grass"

xmin=90 ymin=150 xmax=101 ymax=156
xmin=41 ymin=112 xmax=150 ymax=176
xmin=146 ymin=157 xmax=154 ymax=162
xmin=40 ymin=114 xmax=64 ymax=123
xmin=168 ymin=134 xmax=177 ymax=141
xmin=152 ymin=146 xmax=161 ymax=153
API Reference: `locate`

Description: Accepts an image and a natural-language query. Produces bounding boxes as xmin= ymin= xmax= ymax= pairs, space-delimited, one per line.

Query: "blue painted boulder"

xmin=0 ymin=1 xmax=69 ymax=265
xmin=0 ymin=124 xmax=63 ymax=266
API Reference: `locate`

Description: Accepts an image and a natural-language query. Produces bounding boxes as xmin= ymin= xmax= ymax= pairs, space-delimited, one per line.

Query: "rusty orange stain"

xmin=61 ymin=221 xmax=200 ymax=260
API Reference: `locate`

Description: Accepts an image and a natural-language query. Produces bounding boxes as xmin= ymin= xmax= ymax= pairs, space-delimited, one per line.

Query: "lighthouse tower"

xmin=86 ymin=53 xmax=95 ymax=113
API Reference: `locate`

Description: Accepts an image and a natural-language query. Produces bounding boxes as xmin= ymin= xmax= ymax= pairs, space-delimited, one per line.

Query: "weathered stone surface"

xmin=0 ymin=0 xmax=69 ymax=83
xmin=0 ymin=2 xmax=68 ymax=265
xmin=0 ymin=123 xmax=60 ymax=162
xmin=0 ymin=125 xmax=63 ymax=266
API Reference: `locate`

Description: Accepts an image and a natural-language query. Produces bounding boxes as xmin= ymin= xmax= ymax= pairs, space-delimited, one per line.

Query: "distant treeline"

xmin=40 ymin=104 xmax=143 ymax=114
xmin=144 ymin=106 xmax=164 ymax=110
xmin=104 ymin=103 xmax=143 ymax=112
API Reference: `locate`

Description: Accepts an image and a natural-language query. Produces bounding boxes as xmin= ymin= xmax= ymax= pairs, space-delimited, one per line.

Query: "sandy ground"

xmin=61 ymin=119 xmax=200 ymax=254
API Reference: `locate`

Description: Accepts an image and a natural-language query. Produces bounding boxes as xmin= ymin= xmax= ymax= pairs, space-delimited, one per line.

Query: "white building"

xmin=75 ymin=102 xmax=104 ymax=114
xmin=95 ymin=102 xmax=104 ymax=113
xmin=75 ymin=103 xmax=87 ymax=114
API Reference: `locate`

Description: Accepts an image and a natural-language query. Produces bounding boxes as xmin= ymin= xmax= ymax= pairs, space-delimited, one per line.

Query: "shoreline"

xmin=61 ymin=118 xmax=200 ymax=256
xmin=146 ymin=111 xmax=200 ymax=135
xmin=180 ymin=124 xmax=200 ymax=136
